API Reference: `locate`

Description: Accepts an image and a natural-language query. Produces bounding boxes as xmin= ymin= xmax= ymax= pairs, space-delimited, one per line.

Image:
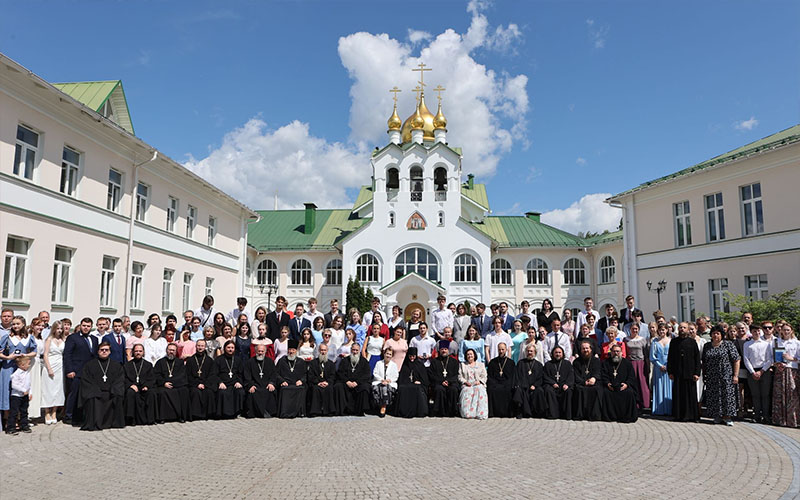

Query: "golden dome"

xmin=433 ymin=101 xmax=447 ymax=130
xmin=387 ymin=103 xmax=402 ymax=131
xmin=401 ymin=93 xmax=436 ymax=142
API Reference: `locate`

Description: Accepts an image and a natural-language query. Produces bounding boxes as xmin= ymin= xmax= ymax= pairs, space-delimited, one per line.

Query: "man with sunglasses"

xmin=78 ymin=342 xmax=125 ymax=431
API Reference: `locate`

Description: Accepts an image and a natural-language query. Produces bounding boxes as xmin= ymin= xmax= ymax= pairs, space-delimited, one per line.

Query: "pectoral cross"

xmin=555 ymin=371 xmax=560 ymax=382
xmin=102 ymin=375 xmax=107 ymax=382
xmin=136 ymin=376 xmax=139 ymax=383
xmin=228 ymin=371 xmax=233 ymax=379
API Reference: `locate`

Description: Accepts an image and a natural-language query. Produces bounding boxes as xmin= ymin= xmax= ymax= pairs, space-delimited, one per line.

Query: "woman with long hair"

xmin=42 ymin=320 xmax=66 ymax=424
xmin=772 ymin=321 xmax=800 ymax=427
xmin=298 ymin=327 xmax=316 ymax=361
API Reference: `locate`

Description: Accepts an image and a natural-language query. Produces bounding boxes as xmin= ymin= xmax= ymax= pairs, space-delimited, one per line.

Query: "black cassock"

xmin=78 ymin=358 xmax=125 ymax=431
xmin=123 ymin=358 xmax=157 ymax=425
xmin=487 ymin=356 xmax=516 ymax=417
xmin=600 ymin=357 xmax=638 ymax=423
xmin=243 ymin=356 xmax=278 ymax=418
xmin=572 ymin=356 xmax=602 ymax=421
xmin=428 ymin=356 xmax=460 ymax=417
xmin=334 ymin=356 xmax=372 ymax=416
xmin=276 ymin=357 xmax=307 ymax=418
xmin=513 ymin=358 xmax=546 ymax=418
xmin=153 ymin=356 xmax=189 ymax=422
xmin=186 ymin=353 xmax=218 ymax=420
xmin=307 ymin=358 xmax=337 ymax=416
xmin=573 ymin=335 xmax=602 ymax=359
xmin=543 ymin=359 xmax=574 ymax=419
xmin=667 ymin=336 xmax=701 ymax=422
xmin=394 ymin=358 xmax=429 ymax=418
xmin=215 ymin=354 xmax=245 ymax=418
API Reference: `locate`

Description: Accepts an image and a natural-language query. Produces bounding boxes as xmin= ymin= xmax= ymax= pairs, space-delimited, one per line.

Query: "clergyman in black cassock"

xmin=307 ymin=343 xmax=337 ymax=416
xmin=186 ymin=341 xmax=218 ymax=420
xmin=78 ymin=343 xmax=125 ymax=431
xmin=542 ymin=346 xmax=574 ymax=419
xmin=601 ymin=345 xmax=638 ymax=423
xmin=333 ymin=343 xmax=372 ymax=416
xmin=486 ymin=343 xmax=516 ymax=417
xmin=215 ymin=341 xmax=245 ymax=418
xmin=513 ymin=344 xmax=546 ymax=418
xmin=243 ymin=344 xmax=278 ymax=418
xmin=428 ymin=342 xmax=460 ymax=417
xmin=394 ymin=347 xmax=429 ymax=418
xmin=667 ymin=331 xmax=701 ymax=422
xmin=572 ymin=340 xmax=602 ymax=421
xmin=276 ymin=340 xmax=307 ymax=418
xmin=153 ymin=344 xmax=189 ymax=423
xmin=123 ymin=344 xmax=157 ymax=425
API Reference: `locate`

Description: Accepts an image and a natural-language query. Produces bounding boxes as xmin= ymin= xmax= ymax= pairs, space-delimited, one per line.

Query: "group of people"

xmin=0 ymin=292 xmax=797 ymax=432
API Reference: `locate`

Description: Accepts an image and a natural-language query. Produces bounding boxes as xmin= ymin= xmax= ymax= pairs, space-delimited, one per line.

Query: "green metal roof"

xmin=349 ymin=183 xmax=489 ymax=211
xmin=52 ymin=80 xmax=135 ymax=134
xmin=583 ymin=229 xmax=623 ymax=246
xmin=610 ymin=124 xmax=800 ymax=199
xmin=352 ymin=185 xmax=373 ymax=211
xmin=371 ymin=141 xmax=462 ymax=157
xmin=248 ymin=209 xmax=369 ymax=251
xmin=469 ymin=216 xmax=587 ymax=247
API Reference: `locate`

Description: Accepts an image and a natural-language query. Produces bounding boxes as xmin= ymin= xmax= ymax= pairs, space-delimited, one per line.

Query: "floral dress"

xmin=702 ymin=340 xmax=740 ymax=418
xmin=458 ymin=362 xmax=488 ymax=420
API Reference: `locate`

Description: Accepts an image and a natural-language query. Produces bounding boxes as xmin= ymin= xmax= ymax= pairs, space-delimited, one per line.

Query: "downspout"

xmin=123 ymin=150 xmax=158 ymax=316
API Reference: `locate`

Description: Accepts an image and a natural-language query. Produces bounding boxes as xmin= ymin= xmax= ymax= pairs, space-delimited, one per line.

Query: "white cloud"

xmin=575 ymin=157 xmax=587 ymax=166
xmin=183 ymin=118 xmax=365 ymax=210
xmin=734 ymin=116 xmax=759 ymax=131
xmin=337 ymin=4 xmax=529 ymax=177
xmin=524 ymin=166 xmax=541 ymax=183
xmin=496 ymin=202 xmax=521 ymax=216
xmin=407 ymin=29 xmax=432 ymax=45
xmin=586 ymin=18 xmax=609 ymax=49
xmin=541 ymin=193 xmax=621 ymax=234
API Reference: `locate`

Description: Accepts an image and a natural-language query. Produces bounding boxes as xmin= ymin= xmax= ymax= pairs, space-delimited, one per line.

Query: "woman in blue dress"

xmin=0 ymin=316 xmax=37 ymax=420
xmin=509 ymin=319 xmax=528 ymax=362
xmin=650 ymin=322 xmax=673 ymax=415
xmin=459 ymin=325 xmax=486 ymax=364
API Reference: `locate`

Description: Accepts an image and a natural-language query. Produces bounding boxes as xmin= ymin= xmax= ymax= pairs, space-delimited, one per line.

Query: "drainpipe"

xmin=123 ymin=150 xmax=158 ymax=316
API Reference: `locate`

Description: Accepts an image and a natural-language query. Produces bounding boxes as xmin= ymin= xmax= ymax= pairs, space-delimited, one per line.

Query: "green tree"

xmin=718 ymin=287 xmax=800 ymax=328
xmin=346 ymin=277 xmax=366 ymax=319
xmin=463 ymin=299 xmax=471 ymax=313
xmin=364 ymin=287 xmax=375 ymax=315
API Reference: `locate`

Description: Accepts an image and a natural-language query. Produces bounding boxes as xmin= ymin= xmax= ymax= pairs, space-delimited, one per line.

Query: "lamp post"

xmin=259 ymin=283 xmax=279 ymax=312
xmin=646 ymin=280 xmax=667 ymax=311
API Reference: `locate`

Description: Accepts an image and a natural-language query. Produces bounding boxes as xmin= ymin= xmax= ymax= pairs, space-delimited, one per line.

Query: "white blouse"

xmin=743 ymin=338 xmax=774 ymax=374
xmin=371 ymin=360 xmax=399 ymax=389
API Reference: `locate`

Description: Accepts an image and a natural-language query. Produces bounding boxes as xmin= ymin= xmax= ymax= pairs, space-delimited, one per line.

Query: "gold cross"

xmin=412 ymin=85 xmax=423 ymax=102
xmin=412 ymin=62 xmax=432 ymax=89
xmin=389 ymin=86 xmax=401 ymax=104
xmin=433 ymin=85 xmax=446 ymax=103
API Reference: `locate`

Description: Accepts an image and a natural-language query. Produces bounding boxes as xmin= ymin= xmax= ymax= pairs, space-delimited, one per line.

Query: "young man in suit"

xmin=619 ymin=295 xmax=642 ymax=325
xmin=289 ymin=304 xmax=311 ymax=341
xmin=101 ymin=318 xmax=127 ymax=364
xmin=63 ymin=317 xmax=99 ymax=424
xmin=265 ymin=296 xmax=290 ymax=341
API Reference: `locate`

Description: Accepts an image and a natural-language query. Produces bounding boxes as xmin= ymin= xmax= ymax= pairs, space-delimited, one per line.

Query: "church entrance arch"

xmin=403 ymin=302 xmax=426 ymax=322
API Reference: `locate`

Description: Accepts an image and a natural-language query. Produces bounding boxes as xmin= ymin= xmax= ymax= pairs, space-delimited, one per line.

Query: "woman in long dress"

xmin=28 ymin=319 xmax=45 ymax=421
xmin=650 ymin=324 xmax=672 ymax=415
xmin=702 ymin=326 xmax=740 ymax=426
xmin=772 ymin=321 xmax=800 ymax=427
xmin=0 ymin=316 xmax=37 ymax=422
xmin=624 ymin=323 xmax=650 ymax=410
xmin=459 ymin=348 xmax=488 ymax=420
xmin=41 ymin=320 xmax=66 ymax=424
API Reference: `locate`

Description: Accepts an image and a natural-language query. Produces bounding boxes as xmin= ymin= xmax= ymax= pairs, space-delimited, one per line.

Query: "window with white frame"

xmin=256 ymin=259 xmax=277 ymax=286
xmin=563 ymin=258 xmax=586 ymax=285
xmin=107 ymin=169 xmax=122 ymax=212
xmin=525 ymin=258 xmax=549 ymax=285
xmin=708 ymin=278 xmax=729 ymax=321
xmin=326 ymin=259 xmax=342 ymax=286
xmin=3 ymin=237 xmax=30 ymax=301
xmin=182 ymin=273 xmax=193 ymax=311
xmin=599 ymin=255 xmax=616 ymax=284
xmin=395 ymin=248 xmax=438 ymax=281
xmin=167 ymin=197 xmax=179 ymax=233
xmin=454 ymin=253 xmax=478 ymax=282
xmin=100 ymin=256 xmax=116 ymax=308
xmin=13 ymin=125 xmax=38 ymax=180
xmin=677 ymin=281 xmax=695 ymax=322
xmin=705 ymin=192 xmax=725 ymax=242
xmin=135 ymin=183 xmax=149 ymax=222
xmin=674 ymin=201 xmax=692 ymax=247
xmin=356 ymin=254 xmax=379 ymax=283
xmin=205 ymin=277 xmax=214 ymax=296
xmin=51 ymin=246 xmax=73 ymax=305
xmin=491 ymin=259 xmax=512 ymax=285
xmin=162 ymin=269 xmax=174 ymax=312
xmin=60 ymin=146 xmax=80 ymax=197
xmin=130 ymin=262 xmax=145 ymax=310
xmin=207 ymin=216 xmax=217 ymax=246
xmin=291 ymin=260 xmax=312 ymax=285
xmin=741 ymin=182 xmax=764 ymax=236
xmin=186 ymin=205 xmax=197 ymax=238
xmin=745 ymin=274 xmax=768 ymax=300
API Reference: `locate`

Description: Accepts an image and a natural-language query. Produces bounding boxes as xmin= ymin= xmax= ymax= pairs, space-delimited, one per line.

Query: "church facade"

xmin=245 ymin=86 xmax=624 ymax=319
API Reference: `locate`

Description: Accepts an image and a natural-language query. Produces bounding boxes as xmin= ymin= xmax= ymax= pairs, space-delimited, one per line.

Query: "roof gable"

xmin=52 ymin=80 xmax=135 ymax=134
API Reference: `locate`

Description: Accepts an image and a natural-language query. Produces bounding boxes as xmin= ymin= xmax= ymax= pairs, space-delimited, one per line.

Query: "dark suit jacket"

xmin=101 ymin=332 xmax=127 ymax=364
xmin=288 ymin=317 xmax=311 ymax=341
xmin=619 ymin=308 xmax=642 ymax=325
xmin=265 ymin=310 xmax=291 ymax=341
xmin=499 ymin=314 xmax=515 ymax=332
xmin=471 ymin=314 xmax=494 ymax=338
xmin=324 ymin=311 xmax=345 ymax=328
xmin=63 ymin=333 xmax=98 ymax=376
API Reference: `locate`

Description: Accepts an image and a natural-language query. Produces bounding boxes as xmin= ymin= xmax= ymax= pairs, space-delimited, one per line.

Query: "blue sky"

xmin=2 ymin=0 xmax=798 ymax=233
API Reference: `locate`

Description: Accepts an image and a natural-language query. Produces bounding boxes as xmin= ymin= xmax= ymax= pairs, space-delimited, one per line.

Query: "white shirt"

xmin=372 ymin=360 xmax=399 ymax=389
xmin=576 ymin=309 xmax=600 ymax=332
xmin=302 ymin=310 xmax=324 ymax=325
xmin=485 ymin=331 xmax=513 ymax=361
xmin=328 ymin=329 xmax=345 ymax=362
xmin=779 ymin=338 xmax=800 ymax=369
xmin=193 ymin=307 xmax=217 ymax=328
xmin=517 ymin=312 xmax=538 ymax=330
xmin=362 ymin=309 xmax=384 ymax=328
xmin=10 ymin=367 xmax=31 ymax=397
xmin=543 ymin=331 xmax=573 ymax=362
xmin=144 ymin=337 xmax=168 ymax=366
xmin=743 ymin=338 xmax=773 ymax=374
xmin=409 ymin=335 xmax=437 ymax=366
xmin=226 ymin=307 xmax=251 ymax=325
xmin=41 ymin=325 xmax=51 ymax=341
xmin=431 ymin=308 xmax=454 ymax=336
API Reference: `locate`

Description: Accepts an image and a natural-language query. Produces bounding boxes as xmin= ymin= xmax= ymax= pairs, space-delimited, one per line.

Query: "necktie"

xmin=86 ymin=336 xmax=92 ymax=350
xmin=117 ymin=334 xmax=122 ymax=345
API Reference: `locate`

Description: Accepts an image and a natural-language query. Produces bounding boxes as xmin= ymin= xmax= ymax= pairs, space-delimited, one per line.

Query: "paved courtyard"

xmin=2 ymin=416 xmax=798 ymax=499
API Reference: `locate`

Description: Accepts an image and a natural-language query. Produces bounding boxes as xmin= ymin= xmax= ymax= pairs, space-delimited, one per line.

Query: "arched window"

xmin=410 ymin=166 xmax=423 ymax=201
xmin=290 ymin=259 xmax=312 ymax=285
xmin=599 ymin=256 xmax=616 ymax=284
xmin=256 ymin=259 xmax=277 ymax=286
xmin=491 ymin=259 xmax=512 ymax=285
xmin=386 ymin=167 xmax=399 ymax=190
xmin=454 ymin=254 xmax=478 ymax=283
xmin=388 ymin=211 xmax=395 ymax=227
xmin=395 ymin=247 xmax=438 ymax=281
xmin=563 ymin=258 xmax=586 ymax=285
xmin=356 ymin=253 xmax=380 ymax=283
xmin=325 ymin=259 xmax=342 ymax=286
xmin=525 ymin=258 xmax=549 ymax=285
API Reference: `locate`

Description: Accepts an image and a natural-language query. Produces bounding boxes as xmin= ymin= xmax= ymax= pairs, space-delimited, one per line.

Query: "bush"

xmin=718 ymin=287 xmax=800 ymax=328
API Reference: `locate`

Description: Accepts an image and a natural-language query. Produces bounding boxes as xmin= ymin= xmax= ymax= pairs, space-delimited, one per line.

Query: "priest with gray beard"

xmin=601 ymin=343 xmax=638 ymax=423
xmin=243 ymin=343 xmax=278 ymax=418
xmin=276 ymin=339 xmax=307 ymax=418
xmin=307 ymin=342 xmax=337 ymax=416
xmin=153 ymin=343 xmax=189 ymax=423
xmin=333 ymin=342 xmax=371 ymax=416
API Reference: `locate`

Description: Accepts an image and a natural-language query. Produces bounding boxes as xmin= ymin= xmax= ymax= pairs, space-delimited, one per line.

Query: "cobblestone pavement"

xmin=1 ymin=416 xmax=796 ymax=499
